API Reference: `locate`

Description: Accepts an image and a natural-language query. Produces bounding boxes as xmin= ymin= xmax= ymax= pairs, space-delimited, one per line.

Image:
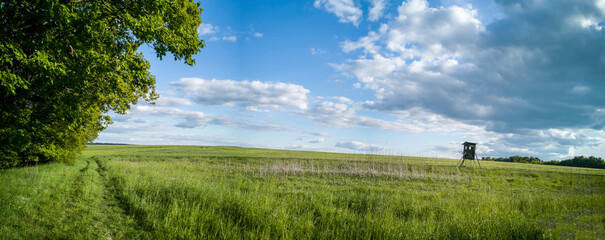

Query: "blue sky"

xmin=97 ymin=0 xmax=605 ymax=160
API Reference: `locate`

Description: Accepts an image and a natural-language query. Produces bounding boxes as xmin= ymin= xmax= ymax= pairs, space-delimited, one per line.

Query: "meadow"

xmin=1 ymin=145 xmax=604 ymax=239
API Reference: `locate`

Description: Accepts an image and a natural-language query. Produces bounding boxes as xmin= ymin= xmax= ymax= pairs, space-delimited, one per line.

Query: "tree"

xmin=0 ymin=0 xmax=205 ymax=167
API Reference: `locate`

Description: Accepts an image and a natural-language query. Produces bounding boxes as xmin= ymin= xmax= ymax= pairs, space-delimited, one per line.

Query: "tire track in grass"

xmin=94 ymin=156 xmax=153 ymax=239
xmin=45 ymin=157 xmax=104 ymax=239
xmin=51 ymin=156 xmax=145 ymax=239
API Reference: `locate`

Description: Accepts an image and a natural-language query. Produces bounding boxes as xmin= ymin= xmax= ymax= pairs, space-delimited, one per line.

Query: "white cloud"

xmin=332 ymin=96 xmax=353 ymax=104
xmin=314 ymin=0 xmax=363 ymax=26
xmin=206 ymin=115 xmax=293 ymax=131
xmin=306 ymin=100 xmax=482 ymax=133
xmin=306 ymin=101 xmax=355 ymax=128
xmin=245 ymin=106 xmax=271 ymax=112
xmin=222 ymin=36 xmax=237 ymax=42
xmin=368 ymin=0 xmax=387 ymax=21
xmin=112 ymin=105 xmax=293 ymax=131
xmin=304 ymin=131 xmax=329 ymax=137
xmin=333 ymin=0 xmax=605 ymax=135
xmin=102 ymin=121 xmax=165 ymax=133
xmin=310 ymin=48 xmax=327 ymax=55
xmin=171 ymin=78 xmax=310 ymax=110
xmin=254 ymin=32 xmax=264 ymax=37
xmin=201 ymin=27 xmax=240 ymax=42
xmin=387 ymin=0 xmax=483 ymax=57
xmin=198 ymin=23 xmax=218 ymax=35
xmin=575 ymin=15 xmax=604 ymax=31
xmin=132 ymin=105 xmax=209 ymax=128
xmin=335 ymin=141 xmax=386 ymax=152
xmin=309 ymin=138 xmax=325 ymax=143
xmin=281 ymin=144 xmax=329 ymax=152
xmin=154 ymin=96 xmax=194 ymax=106
xmin=571 ymin=85 xmax=590 ymax=94
xmin=552 ymin=146 xmax=577 ymax=159
xmin=98 ymin=132 xmax=246 ymax=146
xmin=341 ymin=29 xmax=383 ymax=54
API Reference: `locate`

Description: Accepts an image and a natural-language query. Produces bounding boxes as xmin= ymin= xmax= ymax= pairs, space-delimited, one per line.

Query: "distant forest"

xmin=482 ymin=155 xmax=605 ymax=169
xmin=88 ymin=143 xmax=131 ymax=145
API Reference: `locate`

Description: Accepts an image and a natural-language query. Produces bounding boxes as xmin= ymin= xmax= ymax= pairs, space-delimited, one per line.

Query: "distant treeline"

xmin=482 ymin=156 xmax=543 ymax=164
xmin=545 ymin=156 xmax=605 ymax=169
xmin=88 ymin=143 xmax=131 ymax=145
xmin=482 ymin=155 xmax=605 ymax=169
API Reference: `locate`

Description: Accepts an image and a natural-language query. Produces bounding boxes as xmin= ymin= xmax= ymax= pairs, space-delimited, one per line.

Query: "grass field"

xmin=1 ymin=145 xmax=604 ymax=239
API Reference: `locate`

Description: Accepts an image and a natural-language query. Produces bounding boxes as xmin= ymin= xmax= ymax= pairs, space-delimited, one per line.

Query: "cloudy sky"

xmin=97 ymin=0 xmax=605 ymax=160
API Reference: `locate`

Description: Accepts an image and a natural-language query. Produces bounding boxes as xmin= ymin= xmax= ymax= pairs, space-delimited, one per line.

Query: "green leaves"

xmin=0 ymin=42 xmax=28 ymax=94
xmin=1 ymin=0 xmax=204 ymax=167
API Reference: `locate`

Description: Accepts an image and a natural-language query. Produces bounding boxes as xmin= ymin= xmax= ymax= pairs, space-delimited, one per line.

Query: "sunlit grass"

xmin=1 ymin=145 xmax=604 ymax=239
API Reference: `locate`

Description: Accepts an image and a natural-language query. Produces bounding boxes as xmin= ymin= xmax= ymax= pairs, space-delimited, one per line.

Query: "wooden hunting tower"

xmin=457 ymin=142 xmax=481 ymax=169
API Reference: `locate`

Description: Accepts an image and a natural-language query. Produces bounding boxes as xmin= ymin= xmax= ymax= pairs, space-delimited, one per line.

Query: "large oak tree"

xmin=0 ymin=0 xmax=205 ymax=167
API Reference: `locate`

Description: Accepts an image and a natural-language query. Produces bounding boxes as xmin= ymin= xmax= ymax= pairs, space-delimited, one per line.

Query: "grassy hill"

xmin=1 ymin=145 xmax=604 ymax=239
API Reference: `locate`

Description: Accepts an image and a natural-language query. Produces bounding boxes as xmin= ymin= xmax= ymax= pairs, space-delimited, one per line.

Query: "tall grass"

xmin=1 ymin=145 xmax=604 ymax=239
xmin=95 ymin=146 xmax=604 ymax=239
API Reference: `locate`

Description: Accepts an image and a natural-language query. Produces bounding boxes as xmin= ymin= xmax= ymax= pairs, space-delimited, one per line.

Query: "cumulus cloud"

xmin=315 ymin=96 xmax=354 ymax=104
xmin=324 ymin=0 xmax=605 ymax=159
xmin=306 ymin=100 xmax=482 ymax=133
xmin=198 ymin=23 xmax=218 ymax=35
xmin=171 ymin=78 xmax=310 ymax=110
xmin=336 ymin=141 xmax=386 ymax=152
xmin=314 ymin=0 xmax=363 ymax=26
xmin=222 ymin=36 xmax=237 ymax=42
xmin=368 ymin=0 xmax=387 ymax=21
xmin=309 ymin=138 xmax=325 ymax=143
xmin=209 ymin=115 xmax=293 ymax=131
xmin=197 ymin=23 xmax=243 ymax=42
xmin=307 ymin=101 xmax=354 ymax=128
xmin=154 ymin=96 xmax=194 ymax=106
xmin=254 ymin=32 xmax=264 ymax=37
xmin=334 ymin=0 xmax=605 ymax=134
xmin=341 ymin=28 xmax=384 ymax=54
xmin=113 ymin=105 xmax=293 ymax=131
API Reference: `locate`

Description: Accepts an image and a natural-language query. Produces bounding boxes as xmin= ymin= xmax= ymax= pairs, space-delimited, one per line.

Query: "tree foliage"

xmin=0 ymin=0 xmax=204 ymax=167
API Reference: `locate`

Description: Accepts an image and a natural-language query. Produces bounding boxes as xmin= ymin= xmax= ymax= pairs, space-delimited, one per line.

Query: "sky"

xmin=97 ymin=0 xmax=605 ymax=160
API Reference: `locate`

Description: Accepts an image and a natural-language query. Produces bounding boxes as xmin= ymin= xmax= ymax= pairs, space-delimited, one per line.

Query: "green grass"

xmin=2 ymin=145 xmax=604 ymax=239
